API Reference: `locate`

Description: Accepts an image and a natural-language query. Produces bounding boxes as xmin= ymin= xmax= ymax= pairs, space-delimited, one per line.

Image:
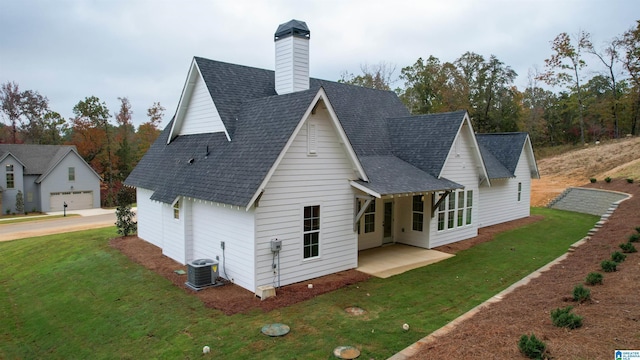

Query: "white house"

xmin=125 ymin=20 xmax=539 ymax=294
xmin=0 ymin=144 xmax=102 ymax=213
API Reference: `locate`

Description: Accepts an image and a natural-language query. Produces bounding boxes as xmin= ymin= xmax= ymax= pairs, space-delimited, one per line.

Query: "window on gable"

xmin=412 ymin=195 xmax=424 ymax=232
xmin=303 ymin=205 xmax=320 ymax=259
xmin=173 ymin=200 xmax=180 ymax=220
xmin=5 ymin=164 xmax=14 ymax=189
xmin=68 ymin=167 xmax=75 ymax=181
xmin=517 ymin=182 xmax=522 ymax=202
xmin=363 ymin=200 xmax=376 ymax=233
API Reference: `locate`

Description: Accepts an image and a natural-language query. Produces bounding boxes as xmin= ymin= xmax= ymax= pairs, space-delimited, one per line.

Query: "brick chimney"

xmin=274 ymin=19 xmax=310 ymax=95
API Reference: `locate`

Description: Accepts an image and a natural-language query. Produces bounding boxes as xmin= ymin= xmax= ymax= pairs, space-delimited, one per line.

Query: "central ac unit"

xmin=186 ymin=258 xmax=219 ymax=290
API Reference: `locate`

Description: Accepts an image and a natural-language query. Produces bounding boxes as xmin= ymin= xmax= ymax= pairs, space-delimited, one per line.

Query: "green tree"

xmin=15 ymin=190 xmax=24 ymax=214
xmin=115 ymin=187 xmax=137 ymax=236
xmin=539 ymin=31 xmax=592 ymax=144
xmin=114 ymin=97 xmax=135 ymax=181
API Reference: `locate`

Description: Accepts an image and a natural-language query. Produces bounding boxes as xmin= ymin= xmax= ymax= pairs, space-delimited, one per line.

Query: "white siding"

xmin=255 ymin=105 xmax=357 ymax=292
xmin=179 ymin=73 xmax=226 ymax=136
xmin=394 ymin=194 xmax=431 ymax=248
xmin=429 ymin=123 xmax=479 ymax=248
xmin=161 ymin=198 xmax=187 ymax=264
xmin=136 ymin=188 xmax=164 ymax=248
xmin=275 ymin=36 xmax=309 ymax=95
xmin=478 ymin=147 xmax=532 ymax=227
xmin=356 ymin=196 xmax=384 ymax=250
xmin=190 ymin=200 xmax=256 ymax=292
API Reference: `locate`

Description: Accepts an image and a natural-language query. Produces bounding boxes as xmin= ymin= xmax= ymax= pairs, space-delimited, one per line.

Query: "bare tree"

xmin=0 ymin=81 xmax=22 ymax=143
xmin=339 ymin=61 xmax=397 ymax=90
xmin=587 ymin=37 xmax=623 ymax=138
xmin=539 ymin=31 xmax=592 ymax=144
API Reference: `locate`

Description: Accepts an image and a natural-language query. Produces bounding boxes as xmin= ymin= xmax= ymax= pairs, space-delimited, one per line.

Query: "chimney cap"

xmin=274 ymin=19 xmax=310 ymax=41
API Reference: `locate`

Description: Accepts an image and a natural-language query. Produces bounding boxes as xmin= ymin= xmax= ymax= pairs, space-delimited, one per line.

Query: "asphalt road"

xmin=0 ymin=212 xmax=117 ymax=242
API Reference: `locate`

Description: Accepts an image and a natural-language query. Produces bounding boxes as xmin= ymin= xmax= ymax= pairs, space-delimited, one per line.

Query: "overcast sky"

xmin=1 ymin=0 xmax=638 ymax=127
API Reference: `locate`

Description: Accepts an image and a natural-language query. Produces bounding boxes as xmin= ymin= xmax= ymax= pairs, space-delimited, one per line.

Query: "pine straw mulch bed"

xmin=109 ymin=207 xmax=543 ymax=316
xmin=411 ymin=179 xmax=640 ymax=359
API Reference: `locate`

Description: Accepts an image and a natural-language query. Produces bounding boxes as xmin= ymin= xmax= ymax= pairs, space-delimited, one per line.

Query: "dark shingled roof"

xmin=354 ymin=156 xmax=463 ymax=196
xmin=476 ymin=133 xmax=528 ymax=178
xmin=128 ymin=88 xmax=319 ymax=206
xmin=0 ymin=144 xmax=78 ymax=177
xmin=126 ymin=58 xmax=481 ymax=206
xmin=388 ymin=111 xmax=467 ymax=177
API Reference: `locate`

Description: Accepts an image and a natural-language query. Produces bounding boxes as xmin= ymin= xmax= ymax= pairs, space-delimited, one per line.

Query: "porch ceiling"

xmin=357 ymin=244 xmax=454 ymax=278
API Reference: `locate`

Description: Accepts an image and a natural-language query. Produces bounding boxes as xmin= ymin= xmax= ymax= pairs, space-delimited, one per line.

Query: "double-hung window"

xmin=447 ymin=192 xmax=456 ymax=229
xmin=412 ymin=195 xmax=424 ymax=232
xmin=517 ymin=182 xmax=522 ymax=202
xmin=5 ymin=164 xmax=14 ymax=189
xmin=68 ymin=167 xmax=75 ymax=181
xmin=303 ymin=205 xmax=320 ymax=259
xmin=363 ymin=201 xmax=375 ymax=233
xmin=466 ymin=190 xmax=473 ymax=225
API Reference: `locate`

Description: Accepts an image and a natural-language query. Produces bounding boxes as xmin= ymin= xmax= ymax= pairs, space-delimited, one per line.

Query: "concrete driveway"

xmin=0 ymin=208 xmax=132 ymax=242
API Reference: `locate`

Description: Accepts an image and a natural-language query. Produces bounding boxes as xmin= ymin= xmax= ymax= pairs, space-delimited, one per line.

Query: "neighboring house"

xmin=0 ymin=144 xmax=101 ymax=213
xmin=125 ymin=20 xmax=539 ymax=294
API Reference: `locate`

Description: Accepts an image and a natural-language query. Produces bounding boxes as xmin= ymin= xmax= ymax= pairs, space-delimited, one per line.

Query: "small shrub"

xmin=611 ymin=251 xmax=627 ymax=263
xmin=629 ymin=233 xmax=640 ymax=243
xmin=589 ymin=178 xmax=597 ymax=183
xmin=605 ymin=176 xmax=612 ymax=183
xmin=627 ymin=178 xmax=634 ymax=183
xmin=601 ymin=260 xmax=618 ymax=272
xmin=518 ymin=333 xmax=547 ymax=359
xmin=4 ymin=209 xmax=9 ymax=215
xmin=551 ymin=306 xmax=583 ymax=329
xmin=635 ymin=226 xmax=640 ymax=233
xmin=585 ymin=272 xmax=603 ymax=285
xmin=620 ymin=242 xmax=638 ymax=253
xmin=572 ymin=284 xmax=591 ymax=302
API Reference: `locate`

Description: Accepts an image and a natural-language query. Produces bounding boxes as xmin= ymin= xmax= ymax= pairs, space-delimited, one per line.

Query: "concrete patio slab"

xmin=357 ymin=244 xmax=454 ymax=278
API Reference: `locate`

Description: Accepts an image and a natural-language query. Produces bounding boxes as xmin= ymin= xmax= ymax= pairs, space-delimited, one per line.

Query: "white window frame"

xmin=412 ymin=195 xmax=424 ymax=232
xmin=303 ymin=205 xmax=320 ymax=259
xmin=68 ymin=167 xmax=75 ymax=182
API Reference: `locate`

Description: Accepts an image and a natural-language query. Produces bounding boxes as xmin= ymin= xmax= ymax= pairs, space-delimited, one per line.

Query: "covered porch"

xmin=356 ymin=243 xmax=454 ymax=278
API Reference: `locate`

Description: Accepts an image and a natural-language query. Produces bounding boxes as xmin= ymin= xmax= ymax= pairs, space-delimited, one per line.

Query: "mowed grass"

xmin=0 ymin=208 xmax=597 ymax=359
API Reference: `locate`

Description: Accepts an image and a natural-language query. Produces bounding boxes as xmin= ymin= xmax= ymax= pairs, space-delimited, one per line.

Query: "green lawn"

xmin=0 ymin=208 xmax=597 ymax=359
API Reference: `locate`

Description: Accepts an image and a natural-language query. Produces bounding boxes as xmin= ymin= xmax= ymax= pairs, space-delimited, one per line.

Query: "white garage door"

xmin=50 ymin=191 xmax=94 ymax=211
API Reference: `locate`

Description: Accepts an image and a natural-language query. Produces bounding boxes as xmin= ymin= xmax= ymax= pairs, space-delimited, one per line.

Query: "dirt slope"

xmin=531 ymin=136 xmax=640 ymax=206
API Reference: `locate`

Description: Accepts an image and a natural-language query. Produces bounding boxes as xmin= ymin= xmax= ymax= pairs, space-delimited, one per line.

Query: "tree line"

xmin=341 ymin=20 xmax=640 ymax=147
xmin=0 ymin=84 xmax=164 ymax=206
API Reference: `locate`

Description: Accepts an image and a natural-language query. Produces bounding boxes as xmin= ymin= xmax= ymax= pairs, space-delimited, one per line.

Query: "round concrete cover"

xmin=333 ymin=345 xmax=360 ymax=359
xmin=261 ymin=323 xmax=290 ymax=337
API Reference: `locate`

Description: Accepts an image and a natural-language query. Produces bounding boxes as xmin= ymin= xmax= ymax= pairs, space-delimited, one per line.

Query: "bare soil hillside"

xmin=531 ymin=136 xmax=640 ymax=206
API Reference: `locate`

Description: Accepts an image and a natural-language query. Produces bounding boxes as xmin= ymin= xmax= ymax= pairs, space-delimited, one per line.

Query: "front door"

xmin=383 ymin=200 xmax=393 ymax=244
